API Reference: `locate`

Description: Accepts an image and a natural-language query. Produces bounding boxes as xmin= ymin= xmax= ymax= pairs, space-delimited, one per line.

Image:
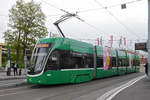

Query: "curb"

xmin=0 ymin=76 xmax=26 ymax=81
xmin=0 ymin=80 xmax=27 ymax=89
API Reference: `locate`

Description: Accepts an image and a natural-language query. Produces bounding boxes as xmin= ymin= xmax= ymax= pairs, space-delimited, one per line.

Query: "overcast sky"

xmin=0 ymin=0 xmax=148 ymax=50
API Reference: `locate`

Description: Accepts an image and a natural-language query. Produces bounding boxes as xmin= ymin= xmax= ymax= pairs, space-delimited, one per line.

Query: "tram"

xmin=27 ymin=37 xmax=140 ymax=85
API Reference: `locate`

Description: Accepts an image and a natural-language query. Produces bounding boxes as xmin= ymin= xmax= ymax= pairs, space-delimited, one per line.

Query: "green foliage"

xmin=2 ymin=52 xmax=7 ymax=68
xmin=4 ymin=0 xmax=48 ymax=46
xmin=3 ymin=0 xmax=48 ymax=64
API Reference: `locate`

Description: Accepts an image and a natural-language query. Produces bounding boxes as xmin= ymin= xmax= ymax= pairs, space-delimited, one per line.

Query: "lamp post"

xmin=24 ymin=48 xmax=27 ymax=75
xmin=7 ymin=45 xmax=11 ymax=76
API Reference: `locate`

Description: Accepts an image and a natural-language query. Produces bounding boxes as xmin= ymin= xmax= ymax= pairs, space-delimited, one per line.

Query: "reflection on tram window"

xmin=46 ymin=50 xmax=94 ymax=70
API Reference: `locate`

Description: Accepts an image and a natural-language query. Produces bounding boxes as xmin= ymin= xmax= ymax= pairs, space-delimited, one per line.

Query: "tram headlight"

xmin=47 ymin=73 xmax=51 ymax=76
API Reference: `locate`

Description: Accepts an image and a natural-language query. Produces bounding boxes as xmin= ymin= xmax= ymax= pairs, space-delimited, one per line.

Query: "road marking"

xmin=97 ymin=75 xmax=146 ymax=100
xmin=0 ymin=89 xmax=36 ymax=97
xmin=0 ymin=87 xmax=25 ymax=92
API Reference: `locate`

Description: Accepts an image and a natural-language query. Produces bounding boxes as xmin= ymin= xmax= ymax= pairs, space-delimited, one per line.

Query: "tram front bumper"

xmin=26 ymin=75 xmax=47 ymax=85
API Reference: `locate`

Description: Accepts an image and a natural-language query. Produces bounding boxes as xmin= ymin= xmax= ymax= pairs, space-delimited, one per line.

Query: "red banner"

xmin=123 ymin=37 xmax=126 ymax=46
xmin=110 ymin=35 xmax=113 ymax=48
xmin=97 ymin=38 xmax=100 ymax=46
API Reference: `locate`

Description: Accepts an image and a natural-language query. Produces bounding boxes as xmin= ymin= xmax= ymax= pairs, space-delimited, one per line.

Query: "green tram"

xmin=27 ymin=37 xmax=140 ymax=85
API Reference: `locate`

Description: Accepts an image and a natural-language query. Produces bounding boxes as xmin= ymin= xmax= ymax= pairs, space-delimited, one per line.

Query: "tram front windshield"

xmin=31 ymin=44 xmax=52 ymax=74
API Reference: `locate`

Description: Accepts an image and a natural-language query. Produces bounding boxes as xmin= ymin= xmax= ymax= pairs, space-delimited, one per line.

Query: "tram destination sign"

xmin=135 ymin=42 xmax=147 ymax=51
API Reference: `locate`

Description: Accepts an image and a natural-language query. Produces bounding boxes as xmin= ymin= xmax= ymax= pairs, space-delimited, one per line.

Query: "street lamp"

xmin=7 ymin=45 xmax=11 ymax=76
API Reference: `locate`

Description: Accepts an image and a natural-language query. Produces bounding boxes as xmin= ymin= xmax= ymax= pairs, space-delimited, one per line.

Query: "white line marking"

xmin=0 ymin=87 xmax=26 ymax=92
xmin=97 ymin=75 xmax=146 ymax=100
xmin=0 ymin=90 xmax=35 ymax=97
xmin=0 ymin=83 xmax=20 ymax=87
xmin=0 ymin=79 xmax=26 ymax=87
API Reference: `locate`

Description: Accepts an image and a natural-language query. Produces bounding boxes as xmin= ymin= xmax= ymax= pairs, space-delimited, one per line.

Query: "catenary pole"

xmin=148 ymin=0 xmax=150 ymax=79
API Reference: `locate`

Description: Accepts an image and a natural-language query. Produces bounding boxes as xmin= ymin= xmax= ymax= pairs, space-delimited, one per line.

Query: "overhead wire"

xmin=41 ymin=0 xmax=107 ymax=34
xmin=41 ymin=0 xmax=145 ymax=45
xmin=40 ymin=0 xmax=63 ymax=11
xmin=47 ymin=14 xmax=64 ymax=17
xmin=78 ymin=0 xmax=143 ymax=13
xmin=94 ymin=0 xmax=142 ymax=40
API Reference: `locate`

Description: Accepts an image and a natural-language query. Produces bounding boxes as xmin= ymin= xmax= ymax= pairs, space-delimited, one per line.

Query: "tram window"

xmin=87 ymin=56 xmax=94 ymax=68
xmin=97 ymin=56 xmax=103 ymax=67
xmin=46 ymin=51 xmax=60 ymax=70
xmin=118 ymin=59 xmax=121 ymax=66
xmin=136 ymin=60 xmax=140 ymax=66
xmin=122 ymin=59 xmax=126 ymax=66
xmin=69 ymin=54 xmax=93 ymax=69
xmin=60 ymin=51 xmax=93 ymax=69
xmin=112 ymin=57 xmax=116 ymax=67
xmin=58 ymin=50 xmax=75 ymax=69
xmin=126 ymin=59 xmax=129 ymax=66
xmin=60 ymin=55 xmax=78 ymax=69
xmin=133 ymin=59 xmax=140 ymax=66
xmin=118 ymin=58 xmax=125 ymax=67
xmin=75 ymin=57 xmax=87 ymax=68
xmin=59 ymin=50 xmax=91 ymax=69
xmin=46 ymin=49 xmax=94 ymax=70
xmin=133 ymin=59 xmax=137 ymax=66
xmin=85 ymin=56 xmax=93 ymax=68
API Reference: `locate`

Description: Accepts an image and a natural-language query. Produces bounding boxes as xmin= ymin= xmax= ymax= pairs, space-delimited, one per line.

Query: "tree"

xmin=3 ymin=0 xmax=48 ymax=64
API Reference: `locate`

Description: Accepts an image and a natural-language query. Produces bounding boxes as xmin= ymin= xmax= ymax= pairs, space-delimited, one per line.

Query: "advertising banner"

xmin=103 ymin=47 xmax=111 ymax=70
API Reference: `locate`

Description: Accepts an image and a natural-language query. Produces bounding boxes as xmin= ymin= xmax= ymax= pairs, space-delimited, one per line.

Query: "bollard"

xmin=7 ymin=68 xmax=11 ymax=76
xmin=19 ymin=69 xmax=22 ymax=76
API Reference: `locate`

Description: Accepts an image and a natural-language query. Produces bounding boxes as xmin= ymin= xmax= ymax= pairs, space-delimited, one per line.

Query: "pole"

xmin=24 ymin=48 xmax=27 ymax=75
xmin=7 ymin=46 xmax=11 ymax=76
xmin=116 ymin=50 xmax=119 ymax=75
xmin=148 ymin=0 xmax=150 ymax=78
xmin=93 ymin=46 xmax=97 ymax=79
xmin=148 ymin=0 xmax=150 ymax=79
xmin=135 ymin=51 xmax=137 ymax=72
xmin=125 ymin=50 xmax=128 ymax=74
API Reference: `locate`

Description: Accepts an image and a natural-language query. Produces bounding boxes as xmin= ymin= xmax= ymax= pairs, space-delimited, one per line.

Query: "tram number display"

xmin=135 ymin=43 xmax=147 ymax=51
xmin=37 ymin=44 xmax=49 ymax=48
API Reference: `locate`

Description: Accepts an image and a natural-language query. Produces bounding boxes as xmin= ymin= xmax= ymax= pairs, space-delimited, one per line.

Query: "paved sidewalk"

xmin=0 ymin=79 xmax=27 ymax=89
xmin=0 ymin=68 xmax=26 ymax=81
xmin=113 ymin=75 xmax=150 ymax=100
xmin=0 ymin=69 xmax=27 ymax=88
xmin=0 ymin=72 xmax=26 ymax=81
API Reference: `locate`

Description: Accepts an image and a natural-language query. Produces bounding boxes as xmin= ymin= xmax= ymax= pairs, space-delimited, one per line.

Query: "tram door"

xmin=45 ymin=50 xmax=68 ymax=84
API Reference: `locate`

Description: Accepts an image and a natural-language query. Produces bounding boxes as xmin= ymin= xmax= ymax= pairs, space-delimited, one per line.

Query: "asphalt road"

xmin=0 ymin=72 xmax=145 ymax=100
xmin=112 ymin=77 xmax=150 ymax=100
xmin=0 ymin=79 xmax=26 ymax=89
